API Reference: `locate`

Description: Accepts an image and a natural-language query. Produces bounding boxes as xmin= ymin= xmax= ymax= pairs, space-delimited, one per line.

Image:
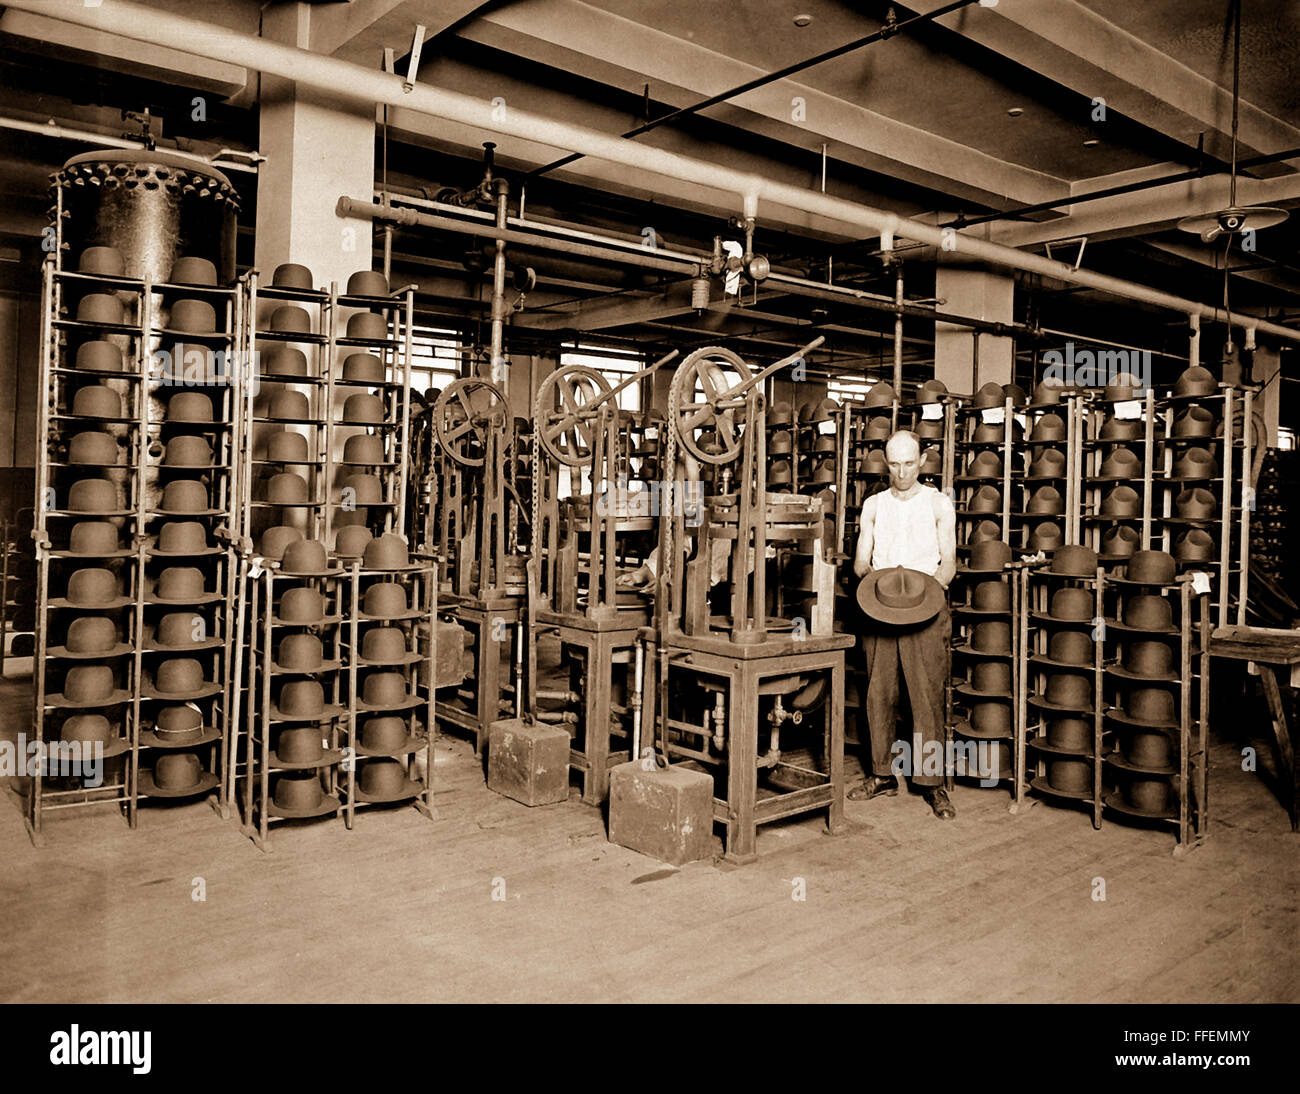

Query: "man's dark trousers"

xmin=862 ymin=605 xmax=949 ymax=787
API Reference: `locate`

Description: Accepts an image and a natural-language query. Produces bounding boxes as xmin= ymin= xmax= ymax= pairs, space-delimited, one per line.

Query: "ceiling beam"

xmin=312 ymin=0 xmax=493 ymax=61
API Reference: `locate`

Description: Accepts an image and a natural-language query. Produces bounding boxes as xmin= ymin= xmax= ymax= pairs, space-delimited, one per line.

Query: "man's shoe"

xmin=847 ymin=774 xmax=898 ymax=802
xmin=923 ymin=786 xmax=957 ymax=819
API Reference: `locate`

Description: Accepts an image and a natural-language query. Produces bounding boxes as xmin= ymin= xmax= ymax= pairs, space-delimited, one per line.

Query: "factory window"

xmin=559 ymin=344 xmax=644 ymax=411
xmin=395 ymin=324 xmax=462 ymax=398
xmin=827 ymin=377 xmax=881 ymax=403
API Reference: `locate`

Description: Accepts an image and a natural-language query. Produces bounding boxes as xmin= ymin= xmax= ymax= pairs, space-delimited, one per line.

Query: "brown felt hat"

xmin=66 ymin=616 xmax=119 ymax=654
xmin=866 ymin=416 xmax=894 ymax=442
xmin=916 ymin=418 xmax=944 ymax=441
xmin=363 ymin=532 xmax=409 ymax=570
xmin=346 ymin=312 xmax=388 ymax=340
xmin=1099 ymin=485 xmax=1141 ymax=518
xmin=156 ymin=521 xmax=209 ymax=554
xmin=164 ymin=435 xmax=212 ymax=467
xmin=277 ymin=632 xmax=324 ymax=672
xmin=152 ymin=705 xmax=207 ymax=745
xmin=1172 ymin=406 xmax=1216 ymax=439
xmin=279 ymin=586 xmax=325 ymax=624
xmin=1027 ymin=447 xmax=1066 ymax=479
xmin=272 ymin=263 xmax=314 ymax=290
xmin=348 ymin=270 xmax=389 ymax=297
xmin=916 ymin=379 xmax=948 ymax=405
xmin=159 ymin=479 xmax=209 ymax=513
xmin=1122 ymin=639 xmax=1175 ymax=678
xmin=150 ymin=752 xmax=205 ymax=792
xmin=68 ymin=432 xmax=119 ymax=466
xmin=971 ymin=580 xmax=1011 ymax=612
xmin=856 ymin=566 xmax=945 ymax=625
xmin=1028 ymin=521 xmax=1064 ymax=552
xmin=76 ymin=341 xmax=124 ymax=372
xmin=63 ymin=663 xmax=115 ymax=703
xmin=1120 ymin=727 xmax=1173 ymax=770
xmin=1174 ymin=487 xmax=1217 ymax=520
xmin=1122 ymin=550 xmax=1177 ymax=584
xmin=1042 ymin=672 xmax=1093 ymax=709
xmin=1047 ymin=716 xmax=1092 ymax=752
xmin=972 ymin=381 xmax=1004 ymax=409
xmin=342 ymin=433 xmax=385 ymax=465
xmin=1049 ymin=544 xmax=1098 ymax=578
xmin=266 ymin=471 xmax=309 ymax=504
xmin=79 ymin=246 xmax=125 ymax=276
xmin=156 ymin=611 xmax=207 ymax=648
xmin=265 ymin=430 xmax=310 ymax=462
xmin=155 ymin=567 xmax=206 ymax=601
xmin=1031 ymin=377 xmax=1064 ymax=406
xmin=1102 ymin=372 xmax=1142 ymax=402
xmin=861 ymin=450 xmax=888 ymax=476
xmin=766 ymin=402 xmax=793 ymax=426
xmin=281 ymin=539 xmax=329 ymax=574
xmin=970 ymin=621 xmax=1012 ymax=655
xmin=1100 ymin=525 xmax=1140 ymax=560
xmin=970 ymin=660 xmax=1012 ymax=695
xmin=1118 ymin=775 xmax=1172 ymax=815
xmin=153 ymin=657 xmax=205 ymax=697
xmin=65 ymin=567 xmax=122 ymax=607
xmin=918 ymin=448 xmax=942 ymax=476
xmin=972 ymin=422 xmax=1005 ymax=445
xmin=268 ymin=390 xmax=311 ymax=421
xmin=1121 ymin=595 xmax=1174 ymax=631
xmin=1048 ymin=629 xmax=1094 ymax=665
xmin=768 ymin=459 xmax=793 ymax=486
xmin=275 ymin=725 xmax=325 ymax=765
xmin=343 ymin=393 xmax=384 ymax=424
xmin=363 ymin=670 xmax=411 ymax=707
xmin=358 ymin=757 xmax=419 ymax=801
xmin=863 ymin=381 xmax=896 ymax=409
xmin=1174 ymin=528 xmax=1217 ymax=563
xmin=170 ymin=299 xmax=216 ymax=334
xmin=1030 ymin=414 xmax=1066 ymax=443
xmin=272 ymin=771 xmax=325 ymax=813
xmin=1027 ymin=486 xmax=1064 ymax=516
xmin=263 ymin=344 xmax=308 ymax=377
xmin=1003 ymin=383 xmax=1028 ymax=408
xmin=1099 ymin=416 xmax=1141 ymax=442
xmin=277 ymin=678 xmax=325 ymax=718
xmin=167 ymin=391 xmax=213 ymax=423
xmin=69 ymin=521 xmax=120 ymax=555
xmin=1119 ymin=686 xmax=1177 ymax=726
xmin=1047 ymin=587 xmax=1091 ymax=622
xmin=968 ymin=519 xmax=1001 ymax=545
xmin=965 ymin=540 xmax=1011 ymax=572
xmin=343 ymin=353 xmax=385 ymax=383
xmin=258 ymin=525 xmax=303 ymax=561
xmin=71 ymin=384 xmax=122 ymax=418
xmin=76 ymin=293 xmax=125 ymax=325
xmin=1172 ymin=447 xmax=1217 ymax=480
xmin=1098 ymin=446 xmax=1141 ymax=479
xmin=359 ymin=716 xmax=409 ymax=754
xmin=362 ymin=627 xmax=408 ymax=663
xmin=1047 ymin=758 xmax=1091 ymax=794
xmin=965 ymin=701 xmax=1012 ymax=738
xmin=170 ymin=256 xmax=217 ymax=286
xmin=964 ymin=451 xmax=1003 ymax=479
xmin=1173 ymin=365 xmax=1216 ymax=399
xmin=68 ymin=477 xmax=118 ymax=511
xmin=363 ymin=581 xmax=408 ymax=618
xmin=61 ymin=713 xmax=114 ymax=746
xmin=269 ymin=305 xmax=311 ymax=334
xmin=334 ymin=525 xmax=372 ymax=560
xmin=342 ymin=474 xmax=383 ymax=504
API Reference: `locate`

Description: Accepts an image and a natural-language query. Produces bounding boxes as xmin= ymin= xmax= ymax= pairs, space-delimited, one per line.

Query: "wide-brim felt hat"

xmin=272 ymin=262 xmax=315 ymax=290
xmin=961 ymin=540 xmax=1011 ymax=573
xmin=163 ymin=435 xmax=213 ymax=468
xmin=1030 ymin=414 xmax=1066 ymax=443
xmin=343 ymin=353 xmax=385 ymax=383
xmin=341 ymin=474 xmax=383 ymax=504
xmin=57 ymin=567 xmax=129 ymax=609
xmin=1099 ymin=525 xmax=1140 ymax=561
xmin=1034 ymin=591 xmax=1090 ymax=625
xmin=152 ymin=611 xmax=217 ymax=651
xmin=1045 ymin=628 xmax=1095 ymax=667
xmin=271 ymin=724 xmax=341 ymax=769
xmin=1109 ymin=594 xmax=1176 ymax=634
xmin=1171 ymin=447 xmax=1218 ymax=480
xmin=1095 ymin=447 xmax=1142 ymax=480
xmin=348 ymin=270 xmax=389 ymax=297
xmin=964 ymin=484 xmax=1001 ymax=514
xmin=265 ymin=430 xmax=310 ymax=463
xmin=1099 ymin=485 xmax=1141 ymax=518
xmin=168 ymin=299 xmax=216 ymax=335
xmin=1108 ymin=686 xmax=1178 ymax=729
xmin=766 ymin=401 xmax=793 ymax=426
xmin=269 ymin=771 xmax=337 ymax=817
xmin=860 ymin=451 xmax=888 ymax=476
xmin=1112 ymin=639 xmax=1177 ymax=682
xmin=1107 ymin=775 xmax=1176 ymax=818
xmin=343 ymin=393 xmax=385 ymax=424
xmin=971 ymin=381 xmax=1004 ymax=409
xmin=360 ymin=626 xmax=416 ymax=665
xmin=954 ymin=699 xmax=1013 ymax=739
xmin=59 ymin=714 xmax=126 ymax=759
xmin=265 ymin=471 xmax=310 ymax=504
xmin=971 ymin=422 xmax=1005 ymax=445
xmin=812 ymin=433 xmax=837 ymax=454
xmin=1102 ymin=372 xmax=1143 ymax=402
xmin=855 ymin=566 xmax=945 ymax=626
xmin=273 ymin=678 xmax=328 ymax=720
xmin=71 ymin=384 xmax=123 ymax=418
xmin=274 ymin=632 xmax=326 ymax=673
xmin=363 ymin=532 xmax=411 ymax=571
xmin=269 ymin=305 xmax=312 ymax=334
xmin=139 ymin=754 xmax=219 ymax=798
xmin=170 ymin=256 xmax=217 ymax=286
xmin=147 ymin=657 xmax=208 ymax=700
xmin=356 ymin=757 xmax=421 ymax=802
xmin=1173 ymin=365 xmax=1217 ymax=399
xmin=52 ymin=616 xmax=129 ymax=659
xmin=954 ymin=620 xmax=1012 ymax=658
xmin=968 ymin=518 xmax=1002 ymax=546
xmin=1002 ymin=383 xmax=1028 ymax=407
xmin=66 ymin=478 xmax=121 ymax=513
xmin=346 ymin=311 xmax=388 ymax=340
xmin=962 ymin=451 xmax=1003 ymax=479
xmin=357 ymin=715 xmax=421 ymax=756
xmin=1112 ymin=549 xmax=1177 ymax=585
xmin=1112 ymin=725 xmax=1176 ymax=774
xmin=79 ymin=245 xmax=125 ymax=276
xmin=768 ymin=430 xmax=793 ymax=455
xmin=915 ymin=419 xmax=944 ymax=440
xmin=258 ymin=525 xmax=304 ymax=561
xmin=277 ymin=586 xmax=327 ymax=625
xmin=863 ymin=381 xmax=896 ymax=410
xmin=1026 ymin=485 xmax=1064 ymax=516
xmin=360 ymin=670 xmax=419 ymax=711
xmin=1172 ymin=406 xmax=1216 ymax=439
xmin=280 ymin=539 xmax=335 ymax=575
xmin=968 ymin=579 xmax=1011 ymax=614
xmin=1030 ymin=378 xmax=1064 ymax=406
xmin=1099 ymin=416 xmax=1141 ymax=442
xmin=334 ymin=525 xmax=373 ymax=560
xmin=52 ymin=663 xmax=128 ymax=707
xmin=954 ymin=660 xmax=1012 ymax=700
xmin=151 ymin=566 xmax=210 ymax=603
xmin=157 ymin=480 xmax=213 ymax=515
xmin=267 ymin=391 xmax=311 ymax=421
xmin=262 ymin=345 xmax=309 ymax=378
xmin=1027 ymin=521 xmax=1064 ymax=552
xmin=76 ymin=340 xmax=125 ymax=372
xmin=141 ymin=704 xmax=218 ymax=748
xmin=76 ymin=293 xmax=126 ymax=325
xmin=362 ymin=582 xmax=410 ymax=619
xmin=1174 ymin=487 xmax=1217 ymax=520
xmin=1027 ymin=448 xmax=1066 ymax=479
xmin=1048 ymin=544 xmax=1098 ymax=578
xmin=1032 ymin=715 xmax=1094 ymax=756
xmin=916 ymin=379 xmax=948 ymax=405
xmin=65 ymin=521 xmax=123 ymax=557
xmin=1041 ymin=758 xmax=1093 ymax=797
xmin=167 ymin=391 xmax=214 ymax=423
xmin=1030 ymin=671 xmax=1095 ymax=714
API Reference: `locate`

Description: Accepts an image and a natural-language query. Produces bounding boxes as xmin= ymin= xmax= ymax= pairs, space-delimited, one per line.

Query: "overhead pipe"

xmin=32 ymin=0 xmax=1300 ymax=347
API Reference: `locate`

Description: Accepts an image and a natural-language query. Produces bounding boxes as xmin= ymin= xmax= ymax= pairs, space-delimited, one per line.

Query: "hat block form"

xmin=607 ymin=760 xmax=714 ymax=867
xmin=487 ymin=719 xmax=570 ymax=806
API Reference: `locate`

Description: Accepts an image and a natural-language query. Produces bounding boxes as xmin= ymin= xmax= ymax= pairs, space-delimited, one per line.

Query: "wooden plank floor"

xmin=1 ymin=659 xmax=1295 ymax=1003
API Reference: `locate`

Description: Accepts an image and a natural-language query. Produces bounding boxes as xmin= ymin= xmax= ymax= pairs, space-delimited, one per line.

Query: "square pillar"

xmin=934 ymin=264 xmax=1015 ymax=395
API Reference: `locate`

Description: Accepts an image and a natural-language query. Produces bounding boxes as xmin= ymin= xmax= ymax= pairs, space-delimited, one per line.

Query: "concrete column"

xmin=934 ymin=264 xmax=1014 ymax=395
xmin=1252 ymin=344 xmax=1281 ymax=446
xmin=254 ymin=4 xmax=374 ymax=286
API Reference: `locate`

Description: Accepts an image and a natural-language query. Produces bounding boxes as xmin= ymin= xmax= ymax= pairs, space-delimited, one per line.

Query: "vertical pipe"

xmin=490 ymin=180 xmax=509 ymax=385
xmin=1237 ymin=387 xmax=1252 ymax=625
xmin=1218 ymin=388 xmax=1233 ymax=628
xmin=1189 ymin=314 xmax=1201 ymax=370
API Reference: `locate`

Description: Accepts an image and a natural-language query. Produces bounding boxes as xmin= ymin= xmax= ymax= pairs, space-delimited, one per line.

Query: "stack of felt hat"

xmin=951 ymin=572 xmax=1015 ymax=782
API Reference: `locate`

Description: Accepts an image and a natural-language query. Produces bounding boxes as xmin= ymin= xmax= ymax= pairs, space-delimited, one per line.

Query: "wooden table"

xmin=1210 ymin=625 xmax=1300 ymax=831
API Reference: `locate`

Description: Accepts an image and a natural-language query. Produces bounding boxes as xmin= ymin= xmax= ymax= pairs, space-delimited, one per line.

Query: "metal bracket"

xmin=402 ymin=25 xmax=427 ymax=93
xmin=1045 ymin=235 xmax=1088 ymax=272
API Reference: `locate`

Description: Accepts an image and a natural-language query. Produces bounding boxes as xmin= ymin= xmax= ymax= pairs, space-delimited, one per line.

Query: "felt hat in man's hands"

xmin=856 ymin=565 xmax=946 ymax=625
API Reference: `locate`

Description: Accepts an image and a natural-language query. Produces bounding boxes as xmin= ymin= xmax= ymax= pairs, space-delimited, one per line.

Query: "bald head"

xmin=884 ymin=430 xmax=921 ymax=492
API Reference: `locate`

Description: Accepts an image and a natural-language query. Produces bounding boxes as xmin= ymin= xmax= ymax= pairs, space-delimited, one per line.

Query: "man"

xmin=850 ymin=430 xmax=958 ymax=818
